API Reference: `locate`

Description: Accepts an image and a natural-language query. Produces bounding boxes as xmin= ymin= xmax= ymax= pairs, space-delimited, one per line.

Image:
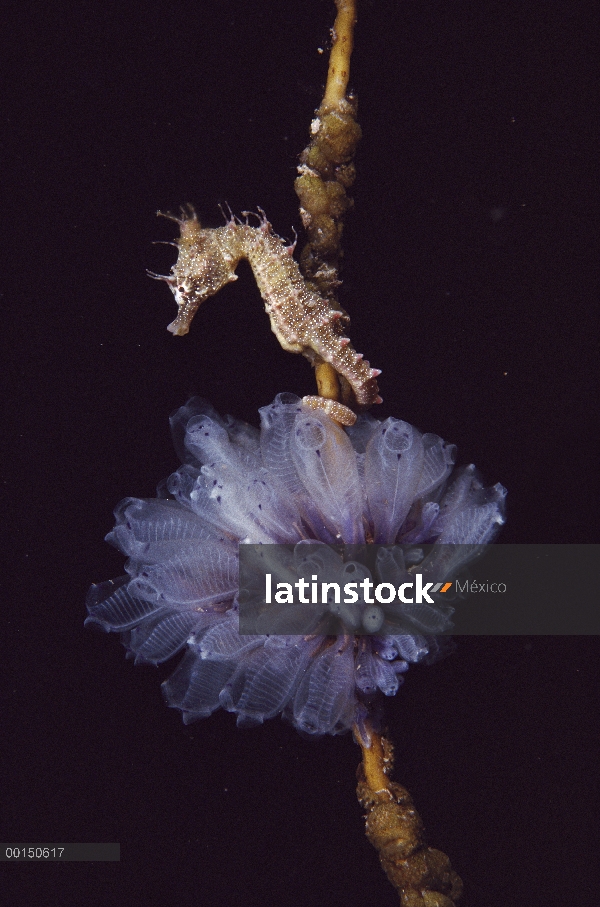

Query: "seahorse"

xmin=151 ymin=208 xmax=381 ymax=425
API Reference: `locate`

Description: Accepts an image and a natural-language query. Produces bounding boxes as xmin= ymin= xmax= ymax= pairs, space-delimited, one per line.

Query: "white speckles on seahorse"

xmin=301 ymin=395 xmax=357 ymax=426
xmin=152 ymin=209 xmax=381 ymax=409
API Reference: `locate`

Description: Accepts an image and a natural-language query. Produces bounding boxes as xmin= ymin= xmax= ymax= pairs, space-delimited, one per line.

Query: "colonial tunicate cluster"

xmin=86 ymin=393 xmax=506 ymax=738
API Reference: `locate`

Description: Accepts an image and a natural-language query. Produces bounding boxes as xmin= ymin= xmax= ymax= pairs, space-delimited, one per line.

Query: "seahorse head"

xmin=162 ymin=211 xmax=241 ymax=336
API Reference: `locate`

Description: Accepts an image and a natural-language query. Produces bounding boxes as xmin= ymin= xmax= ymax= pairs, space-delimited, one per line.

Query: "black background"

xmin=2 ymin=1 xmax=598 ymax=905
